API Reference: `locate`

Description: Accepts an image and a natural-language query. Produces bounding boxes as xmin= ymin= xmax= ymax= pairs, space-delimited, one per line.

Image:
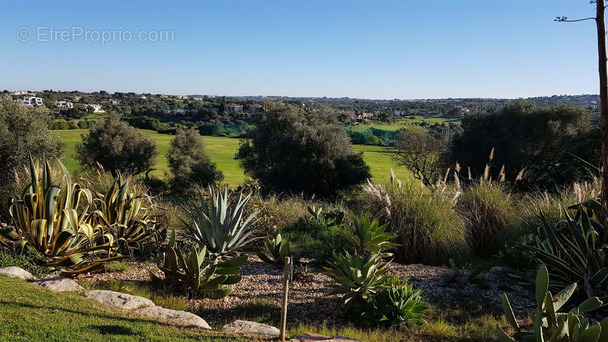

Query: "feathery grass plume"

xmin=455 ymin=162 xmax=461 ymax=173
xmin=468 ymin=167 xmax=472 ymax=181
xmin=442 ymin=168 xmax=450 ymax=186
xmin=482 ymin=164 xmax=490 ymax=183
xmin=515 ymin=168 xmax=525 ymax=181
xmin=488 ymin=148 xmax=494 ymax=161
xmin=389 ymin=169 xmax=396 ymax=186
xmin=454 ymin=172 xmax=461 ymax=190
xmin=498 ymin=164 xmax=506 ymax=182
xmin=396 ymin=179 xmax=402 ymax=188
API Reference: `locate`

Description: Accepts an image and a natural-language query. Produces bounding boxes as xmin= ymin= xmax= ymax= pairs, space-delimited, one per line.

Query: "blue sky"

xmin=0 ymin=0 xmax=602 ymax=99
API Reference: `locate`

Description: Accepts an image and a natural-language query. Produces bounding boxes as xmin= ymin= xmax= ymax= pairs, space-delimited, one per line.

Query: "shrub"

xmin=235 ymin=101 xmax=371 ymax=197
xmin=76 ymin=115 xmax=158 ymax=176
xmin=450 ymin=100 xmax=599 ymax=189
xmin=499 ymin=265 xmax=607 ymax=342
xmin=362 ymin=174 xmax=469 ymax=265
xmin=457 ymin=182 xmax=515 ymax=257
xmin=279 ymin=207 xmax=349 ymax=265
xmin=0 ymin=96 xmax=65 ymax=187
xmin=167 ymin=128 xmax=223 ymax=191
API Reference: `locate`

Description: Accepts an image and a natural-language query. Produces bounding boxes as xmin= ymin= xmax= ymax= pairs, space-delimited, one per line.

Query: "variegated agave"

xmin=92 ymin=175 xmax=165 ymax=253
xmin=181 ymin=186 xmax=259 ymax=259
xmin=0 ymin=158 xmax=121 ymax=275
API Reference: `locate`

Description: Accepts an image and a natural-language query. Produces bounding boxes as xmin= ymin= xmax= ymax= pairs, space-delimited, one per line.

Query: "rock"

xmin=84 ymin=290 xmax=155 ymax=310
xmin=222 ymin=320 xmax=280 ymax=337
xmin=32 ymin=275 xmax=84 ymax=292
xmin=0 ymin=266 xmax=34 ymax=280
xmin=136 ymin=306 xmax=211 ymax=329
xmin=291 ymin=333 xmax=361 ymax=342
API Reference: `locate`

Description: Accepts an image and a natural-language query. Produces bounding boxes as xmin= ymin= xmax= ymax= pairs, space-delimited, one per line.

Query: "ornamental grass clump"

xmin=362 ymin=171 xmax=469 ymax=265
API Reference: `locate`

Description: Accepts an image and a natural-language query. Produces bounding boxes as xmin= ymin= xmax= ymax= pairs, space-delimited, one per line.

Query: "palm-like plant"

xmin=1 ymin=158 xmax=120 ymax=274
xmin=181 ymin=186 xmax=259 ymax=259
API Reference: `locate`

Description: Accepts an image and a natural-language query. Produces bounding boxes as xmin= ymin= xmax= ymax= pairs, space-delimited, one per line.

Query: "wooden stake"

xmin=279 ymin=256 xmax=291 ymax=342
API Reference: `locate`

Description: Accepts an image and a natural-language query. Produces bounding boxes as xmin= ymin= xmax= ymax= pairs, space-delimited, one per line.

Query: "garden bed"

xmin=78 ymin=256 xmax=536 ymax=328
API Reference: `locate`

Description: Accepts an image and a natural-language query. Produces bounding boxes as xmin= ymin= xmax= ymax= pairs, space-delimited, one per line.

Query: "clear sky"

xmin=0 ymin=0 xmax=603 ymax=99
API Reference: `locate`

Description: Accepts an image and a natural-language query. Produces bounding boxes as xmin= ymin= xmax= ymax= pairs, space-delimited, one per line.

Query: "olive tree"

xmin=76 ymin=115 xmax=158 ymax=176
xmin=235 ymin=101 xmax=371 ymax=197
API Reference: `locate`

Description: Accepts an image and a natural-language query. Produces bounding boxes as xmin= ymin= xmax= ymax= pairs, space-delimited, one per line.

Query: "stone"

xmin=0 ymin=266 xmax=34 ymax=280
xmin=136 ymin=306 xmax=211 ymax=329
xmin=84 ymin=290 xmax=155 ymax=310
xmin=222 ymin=320 xmax=280 ymax=337
xmin=32 ymin=275 xmax=84 ymax=292
xmin=291 ymin=333 xmax=361 ymax=342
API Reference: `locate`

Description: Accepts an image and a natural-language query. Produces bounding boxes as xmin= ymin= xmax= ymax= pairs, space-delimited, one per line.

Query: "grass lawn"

xmin=55 ymin=129 xmax=411 ymax=186
xmin=55 ymin=130 xmax=244 ymax=185
xmin=0 ymin=275 xmax=258 ymax=342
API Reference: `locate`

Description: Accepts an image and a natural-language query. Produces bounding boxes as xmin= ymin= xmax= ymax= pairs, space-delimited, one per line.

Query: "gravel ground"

xmin=78 ymin=256 xmax=535 ymax=327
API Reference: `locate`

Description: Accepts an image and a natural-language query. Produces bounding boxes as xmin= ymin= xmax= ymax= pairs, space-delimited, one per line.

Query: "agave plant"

xmin=524 ymin=206 xmax=608 ymax=300
xmin=323 ymin=251 xmax=388 ymax=306
xmin=358 ymin=275 xmax=428 ymax=328
xmin=181 ymin=186 xmax=259 ymax=259
xmin=499 ymin=264 xmax=608 ymax=342
xmin=343 ymin=214 xmax=398 ymax=256
xmin=152 ymin=230 xmax=247 ymax=298
xmin=1 ymin=158 xmax=121 ymax=274
xmin=257 ymin=233 xmax=299 ymax=267
xmin=92 ymin=175 xmax=165 ymax=253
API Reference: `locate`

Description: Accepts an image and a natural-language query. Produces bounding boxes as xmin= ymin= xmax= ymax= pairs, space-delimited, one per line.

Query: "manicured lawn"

xmin=0 ymin=275 xmax=255 ymax=341
xmin=55 ymin=129 xmax=410 ymax=186
xmin=55 ymin=130 xmax=245 ymax=185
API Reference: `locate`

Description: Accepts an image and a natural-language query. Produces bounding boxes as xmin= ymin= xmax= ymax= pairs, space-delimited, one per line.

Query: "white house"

xmin=54 ymin=101 xmax=74 ymax=109
xmin=84 ymin=104 xmax=103 ymax=113
xmin=22 ymin=97 xmax=44 ymax=107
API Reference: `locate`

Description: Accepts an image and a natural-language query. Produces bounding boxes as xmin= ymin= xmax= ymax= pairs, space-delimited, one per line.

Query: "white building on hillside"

xmin=84 ymin=104 xmax=103 ymax=113
xmin=54 ymin=101 xmax=74 ymax=109
xmin=22 ymin=97 xmax=44 ymax=107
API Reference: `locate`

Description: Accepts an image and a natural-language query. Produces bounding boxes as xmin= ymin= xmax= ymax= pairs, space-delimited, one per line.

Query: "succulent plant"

xmin=343 ymin=214 xmax=398 ymax=256
xmin=257 ymin=233 xmax=299 ymax=267
xmin=499 ymin=264 xmax=608 ymax=342
xmin=92 ymin=175 xmax=165 ymax=253
xmin=152 ymin=230 xmax=247 ymax=299
xmin=525 ymin=206 xmax=608 ymax=300
xmin=181 ymin=186 xmax=259 ymax=259
xmin=1 ymin=158 xmax=121 ymax=274
xmin=324 ymin=251 xmax=388 ymax=306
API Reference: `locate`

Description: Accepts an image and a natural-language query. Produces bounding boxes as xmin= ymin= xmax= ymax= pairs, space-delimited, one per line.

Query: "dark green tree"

xmin=0 ymin=96 xmax=65 ymax=186
xmin=450 ymin=100 xmax=600 ymax=188
xmin=76 ymin=115 xmax=158 ymax=176
xmin=167 ymin=128 xmax=223 ymax=189
xmin=236 ymin=101 xmax=371 ymax=197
